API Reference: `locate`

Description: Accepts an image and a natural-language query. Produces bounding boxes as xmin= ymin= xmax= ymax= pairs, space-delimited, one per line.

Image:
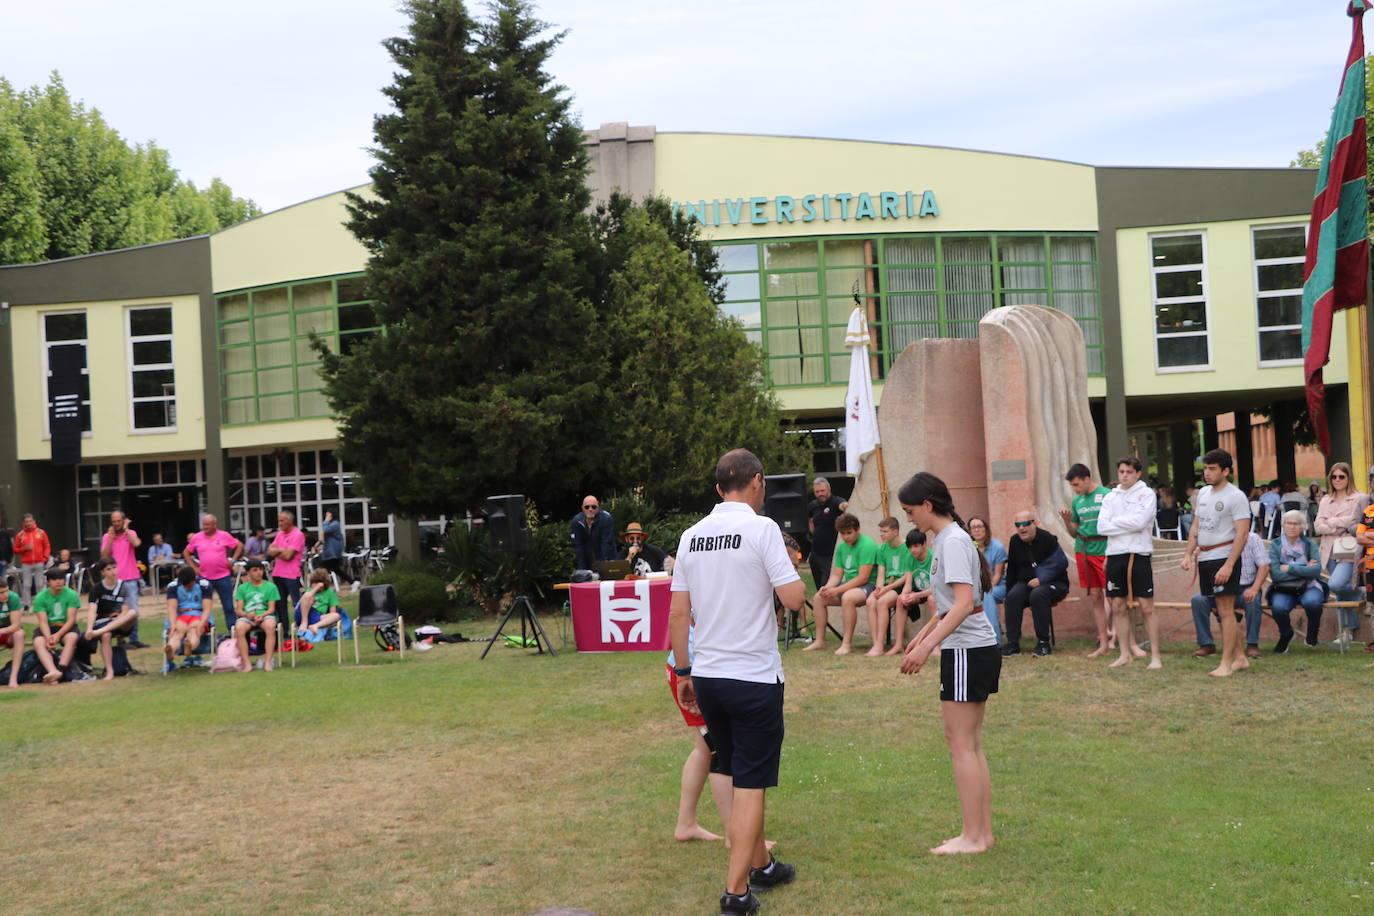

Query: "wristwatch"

xmin=673 ymin=665 xmax=692 ymax=677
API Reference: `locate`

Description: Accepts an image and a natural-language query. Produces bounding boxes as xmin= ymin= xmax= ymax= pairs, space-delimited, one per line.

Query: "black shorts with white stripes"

xmin=939 ymin=645 xmax=1001 ymax=703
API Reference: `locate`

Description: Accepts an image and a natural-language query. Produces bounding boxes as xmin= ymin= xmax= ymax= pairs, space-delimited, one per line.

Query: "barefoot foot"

xmin=863 ymin=648 xmax=884 ymax=657
xmin=1130 ymin=645 xmax=1147 ymax=659
xmin=1108 ymin=656 xmax=1131 ymax=668
xmin=1147 ymin=658 xmax=1162 ymax=670
xmin=834 ymin=645 xmax=852 ymax=656
xmin=1086 ymin=645 xmax=1109 ymax=658
xmin=883 ymin=647 xmax=901 ymax=656
xmin=802 ymin=641 xmax=826 ymax=652
xmin=674 ymin=824 xmax=722 ymax=843
xmin=42 ymin=670 xmax=62 ymax=684
xmin=930 ymin=835 xmax=992 ymax=855
xmin=1208 ymin=664 xmax=1233 ymax=677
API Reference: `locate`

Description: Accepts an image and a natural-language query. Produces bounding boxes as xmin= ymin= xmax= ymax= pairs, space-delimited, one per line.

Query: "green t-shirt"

xmin=1072 ymin=485 xmax=1112 ymax=556
xmin=313 ymin=588 xmax=340 ymax=612
xmin=876 ymin=540 xmax=910 ymax=584
xmin=833 ymin=534 xmax=880 ymax=587
xmin=910 ymin=552 xmax=933 ymax=591
xmin=32 ymin=587 xmax=81 ymax=626
xmin=0 ymin=592 xmax=19 ymax=626
xmin=235 ymin=580 xmax=281 ymax=618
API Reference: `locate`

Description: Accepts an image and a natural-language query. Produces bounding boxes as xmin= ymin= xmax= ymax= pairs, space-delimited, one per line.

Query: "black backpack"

xmin=374 ymin=623 xmax=412 ymax=652
xmin=0 ymin=650 xmax=43 ymax=685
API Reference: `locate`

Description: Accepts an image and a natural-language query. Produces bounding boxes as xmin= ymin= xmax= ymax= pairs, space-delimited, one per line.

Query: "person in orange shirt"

xmin=12 ymin=514 xmax=52 ymax=609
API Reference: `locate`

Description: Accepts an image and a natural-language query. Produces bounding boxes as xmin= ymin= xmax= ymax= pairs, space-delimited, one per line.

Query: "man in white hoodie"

xmin=1096 ymin=455 xmax=1162 ymax=670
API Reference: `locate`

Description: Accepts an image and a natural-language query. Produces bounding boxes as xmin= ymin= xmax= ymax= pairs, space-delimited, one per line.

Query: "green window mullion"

xmin=990 ymin=236 xmax=1003 ymax=311
xmin=934 ymin=236 xmax=948 ymax=337
xmin=816 ymin=242 xmax=830 ymax=383
xmin=289 ymin=304 xmax=301 ymax=421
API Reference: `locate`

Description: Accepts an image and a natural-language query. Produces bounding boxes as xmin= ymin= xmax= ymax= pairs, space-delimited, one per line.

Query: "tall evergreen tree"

xmin=319 ymin=0 xmax=603 ymax=515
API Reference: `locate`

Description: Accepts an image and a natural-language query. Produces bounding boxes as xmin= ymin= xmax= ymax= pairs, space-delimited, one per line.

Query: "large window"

xmin=713 ymin=232 xmax=1102 ymax=386
xmin=216 ymin=274 xmax=380 ymax=425
xmin=1252 ymin=225 xmax=1306 ymax=364
xmin=227 ymin=447 xmax=394 ymax=550
xmin=42 ymin=311 xmax=91 ymax=434
xmin=1150 ymin=233 xmax=1210 ymax=371
xmin=127 ymin=306 xmax=176 ymax=431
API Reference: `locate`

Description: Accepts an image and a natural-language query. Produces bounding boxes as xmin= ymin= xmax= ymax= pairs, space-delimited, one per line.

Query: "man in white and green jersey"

xmin=1061 ymin=463 xmax=1112 ymax=657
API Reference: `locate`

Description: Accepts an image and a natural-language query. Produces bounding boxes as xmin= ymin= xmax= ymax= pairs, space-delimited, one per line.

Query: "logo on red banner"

xmin=568 ymin=579 xmax=672 ymax=652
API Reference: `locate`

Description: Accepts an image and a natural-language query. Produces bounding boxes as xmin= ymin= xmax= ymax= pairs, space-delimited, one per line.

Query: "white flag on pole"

xmin=844 ymin=307 xmax=880 ymax=475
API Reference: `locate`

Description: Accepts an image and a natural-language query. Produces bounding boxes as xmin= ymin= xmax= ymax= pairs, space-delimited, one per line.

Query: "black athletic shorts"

xmin=1105 ymin=553 xmax=1154 ymax=599
xmin=1198 ymin=558 xmax=1241 ymax=598
xmin=940 ymin=646 xmax=1001 ymax=703
xmin=692 ymin=675 xmax=784 ymax=790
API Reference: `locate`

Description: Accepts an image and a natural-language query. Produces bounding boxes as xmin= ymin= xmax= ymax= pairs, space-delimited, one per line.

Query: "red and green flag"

xmin=1303 ymin=0 xmax=1370 ymax=455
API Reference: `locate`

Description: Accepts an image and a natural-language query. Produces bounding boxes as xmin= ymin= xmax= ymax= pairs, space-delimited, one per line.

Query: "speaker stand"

xmin=480 ymin=594 xmax=556 ymax=659
xmin=781 ymin=597 xmax=843 ymax=650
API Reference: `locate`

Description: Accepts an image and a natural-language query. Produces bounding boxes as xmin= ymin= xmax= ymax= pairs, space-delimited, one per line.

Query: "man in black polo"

xmin=1001 ymin=510 xmax=1070 ymax=657
xmin=670 ymin=449 xmax=805 ymax=915
xmin=806 ymin=477 xmax=847 ymax=592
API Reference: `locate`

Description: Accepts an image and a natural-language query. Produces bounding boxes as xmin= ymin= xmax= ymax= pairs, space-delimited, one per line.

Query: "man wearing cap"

xmin=619 ymin=522 xmax=669 ymax=575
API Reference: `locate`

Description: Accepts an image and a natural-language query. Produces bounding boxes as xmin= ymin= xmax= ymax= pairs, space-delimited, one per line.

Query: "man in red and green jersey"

xmin=1060 ymin=463 xmax=1111 ymax=658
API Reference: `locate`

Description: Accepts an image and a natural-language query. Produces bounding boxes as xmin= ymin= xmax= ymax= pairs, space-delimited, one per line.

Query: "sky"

xmin=0 ymin=0 xmax=1360 ymax=213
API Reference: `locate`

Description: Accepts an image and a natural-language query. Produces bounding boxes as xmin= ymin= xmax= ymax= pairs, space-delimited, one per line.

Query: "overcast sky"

xmin=0 ymin=0 xmax=1359 ymax=212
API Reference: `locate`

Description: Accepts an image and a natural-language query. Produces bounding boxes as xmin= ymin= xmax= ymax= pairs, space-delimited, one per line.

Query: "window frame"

xmin=1250 ymin=223 xmax=1307 ymax=368
xmin=40 ymin=309 xmax=92 ymax=438
xmin=125 ymin=304 xmax=177 ymax=434
xmin=1148 ymin=230 xmax=1212 ymax=374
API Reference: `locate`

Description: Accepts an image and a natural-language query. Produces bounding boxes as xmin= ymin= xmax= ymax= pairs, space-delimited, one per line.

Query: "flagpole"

xmin=874 ymin=443 xmax=891 ymax=516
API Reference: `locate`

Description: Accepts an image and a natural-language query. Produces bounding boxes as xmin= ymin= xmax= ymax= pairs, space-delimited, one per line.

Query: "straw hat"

xmin=621 ymin=521 xmax=649 ymax=542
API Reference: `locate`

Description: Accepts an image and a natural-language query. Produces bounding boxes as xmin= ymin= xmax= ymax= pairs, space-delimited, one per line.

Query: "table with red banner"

xmin=555 ymin=577 xmax=672 ymax=652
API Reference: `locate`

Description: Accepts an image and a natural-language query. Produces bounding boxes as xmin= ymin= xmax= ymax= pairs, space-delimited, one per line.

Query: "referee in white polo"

xmin=670 ymin=448 xmax=805 ymax=916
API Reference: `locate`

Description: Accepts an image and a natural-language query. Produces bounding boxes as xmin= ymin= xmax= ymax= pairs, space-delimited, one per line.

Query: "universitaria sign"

xmin=672 ymin=190 xmax=940 ymax=228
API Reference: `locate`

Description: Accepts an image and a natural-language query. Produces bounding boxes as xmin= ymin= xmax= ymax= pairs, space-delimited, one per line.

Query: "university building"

xmin=0 ymin=125 xmax=1365 ymax=555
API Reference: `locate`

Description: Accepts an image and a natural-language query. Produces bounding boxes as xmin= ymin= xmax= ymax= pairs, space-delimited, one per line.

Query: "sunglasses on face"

xmin=1332 ymin=474 xmax=1347 ymax=480
xmin=1014 ymin=520 xmax=1034 ymax=528
xmin=583 ymin=505 xmax=598 ymax=511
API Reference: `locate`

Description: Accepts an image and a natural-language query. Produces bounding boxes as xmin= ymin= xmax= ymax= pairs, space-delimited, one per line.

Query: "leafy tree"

xmin=591 ymin=191 xmax=725 ymax=305
xmin=318 ymin=0 xmax=602 ymax=516
xmin=0 ymin=73 xmax=259 ymax=263
xmin=593 ymin=208 xmax=811 ymax=509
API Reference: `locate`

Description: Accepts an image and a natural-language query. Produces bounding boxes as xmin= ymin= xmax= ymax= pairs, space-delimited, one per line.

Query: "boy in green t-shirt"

xmin=299 ymin=568 xmax=344 ymax=638
xmin=810 ymin=512 xmax=879 ymax=656
xmin=31 ymin=569 xmax=80 ymax=683
xmin=894 ymin=529 xmax=934 ymax=656
xmin=0 ymin=580 xmax=26 ymax=687
xmin=1059 ymin=463 xmax=1113 ymax=657
xmin=865 ymin=517 xmax=910 ymax=657
xmin=233 ymin=560 xmax=281 ymax=672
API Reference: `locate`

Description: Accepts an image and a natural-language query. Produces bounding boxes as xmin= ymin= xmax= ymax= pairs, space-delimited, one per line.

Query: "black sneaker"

xmin=127 ymin=639 xmax=151 ymax=650
xmin=1304 ymin=637 xmax=1319 ymax=648
xmin=720 ymin=890 xmax=760 ymax=915
xmin=1032 ymin=641 xmax=1052 ymax=657
xmin=749 ymin=857 xmax=796 ymax=891
xmin=1000 ymin=644 xmax=1021 ymax=657
xmin=1273 ymin=634 xmax=1292 ymax=655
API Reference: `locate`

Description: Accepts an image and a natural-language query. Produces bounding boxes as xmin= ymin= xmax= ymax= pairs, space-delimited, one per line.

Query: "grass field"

xmin=3 ymin=605 xmax=1372 ymax=916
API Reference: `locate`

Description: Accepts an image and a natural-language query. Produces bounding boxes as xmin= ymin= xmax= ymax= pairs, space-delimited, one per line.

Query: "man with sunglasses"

xmin=619 ymin=521 xmax=669 ymax=575
xmin=1000 ymin=511 xmax=1069 ymax=657
xmin=570 ymin=496 xmax=616 ymax=571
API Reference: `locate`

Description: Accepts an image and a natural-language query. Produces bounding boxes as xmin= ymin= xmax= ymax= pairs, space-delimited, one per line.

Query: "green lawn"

xmin=3 ymin=608 xmax=1372 ymax=915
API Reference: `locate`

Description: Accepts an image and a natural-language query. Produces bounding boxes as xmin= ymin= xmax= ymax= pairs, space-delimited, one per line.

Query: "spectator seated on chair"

xmin=299 ymin=568 xmax=344 ymax=639
xmin=1155 ymin=487 xmax=1182 ymax=539
xmin=82 ymin=558 xmax=139 ymax=681
xmin=1001 ymin=511 xmax=1070 ymax=658
xmin=31 ymin=568 xmax=82 ymax=684
xmin=164 ymin=565 xmax=213 ymax=673
xmin=1266 ymin=511 xmax=1326 ymax=653
xmin=0 ymin=580 xmax=25 ymax=688
xmin=233 ymin=560 xmax=280 ymax=672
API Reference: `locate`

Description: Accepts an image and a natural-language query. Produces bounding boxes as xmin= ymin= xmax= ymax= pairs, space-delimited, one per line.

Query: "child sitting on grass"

xmin=233 ymin=560 xmax=280 ymax=672
xmin=0 ymin=580 xmax=25 ymax=688
xmin=298 ymin=569 xmax=343 ymax=638
xmin=164 ymin=565 xmax=213 ymax=673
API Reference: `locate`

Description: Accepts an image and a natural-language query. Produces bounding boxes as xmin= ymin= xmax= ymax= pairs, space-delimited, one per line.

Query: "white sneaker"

xmin=253 ymin=659 xmax=264 ymax=670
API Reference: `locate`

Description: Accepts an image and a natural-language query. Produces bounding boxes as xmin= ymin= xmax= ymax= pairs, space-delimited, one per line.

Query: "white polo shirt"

xmin=671 ymin=501 xmax=800 ymax=684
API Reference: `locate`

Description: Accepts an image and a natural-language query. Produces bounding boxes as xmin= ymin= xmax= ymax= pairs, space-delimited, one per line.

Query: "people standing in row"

xmin=1000 ymin=511 xmax=1068 ymax=657
xmin=12 ymin=513 xmax=51 ymax=608
xmin=1061 ymin=464 xmax=1113 ymax=657
xmin=1098 ymin=456 xmax=1161 ymax=670
xmin=1312 ymin=462 xmax=1369 ymax=644
xmin=1182 ymin=449 xmax=1253 ymax=678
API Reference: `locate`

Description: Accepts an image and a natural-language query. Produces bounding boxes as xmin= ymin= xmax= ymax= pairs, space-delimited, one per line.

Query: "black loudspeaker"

xmin=764 ymin=474 xmax=808 ymax=534
xmin=485 ymin=494 xmax=530 ymax=554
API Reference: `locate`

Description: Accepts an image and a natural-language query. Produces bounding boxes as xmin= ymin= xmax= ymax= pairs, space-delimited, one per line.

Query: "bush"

xmin=652 ymin=511 xmax=702 ymax=555
xmin=434 ymin=520 xmax=573 ymax=614
xmin=604 ymin=492 xmax=659 ymax=532
xmin=369 ymin=562 xmax=456 ymax=623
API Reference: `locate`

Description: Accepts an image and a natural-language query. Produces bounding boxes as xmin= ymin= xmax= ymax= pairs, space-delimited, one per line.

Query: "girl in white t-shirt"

xmin=898 ymin=471 xmax=999 ymax=856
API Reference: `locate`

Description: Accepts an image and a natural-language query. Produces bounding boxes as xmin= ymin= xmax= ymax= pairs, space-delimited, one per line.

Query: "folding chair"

xmin=161 ymin=613 xmax=218 ymax=674
xmin=352 ymin=584 xmax=405 ymax=664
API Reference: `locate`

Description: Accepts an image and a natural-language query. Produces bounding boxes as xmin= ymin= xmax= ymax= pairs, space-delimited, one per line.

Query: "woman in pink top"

xmin=268 ymin=510 xmax=307 ymax=629
xmin=1313 ymin=462 xmax=1370 ymax=642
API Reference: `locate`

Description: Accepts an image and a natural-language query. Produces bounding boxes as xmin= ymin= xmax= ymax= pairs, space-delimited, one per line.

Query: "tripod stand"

xmin=480 ymin=594 xmax=557 ymax=659
xmin=780 ymin=596 xmax=843 ymax=650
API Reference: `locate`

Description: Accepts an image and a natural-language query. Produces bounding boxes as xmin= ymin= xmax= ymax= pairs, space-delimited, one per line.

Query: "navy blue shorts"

xmin=692 ymin=675 xmax=784 ymax=790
